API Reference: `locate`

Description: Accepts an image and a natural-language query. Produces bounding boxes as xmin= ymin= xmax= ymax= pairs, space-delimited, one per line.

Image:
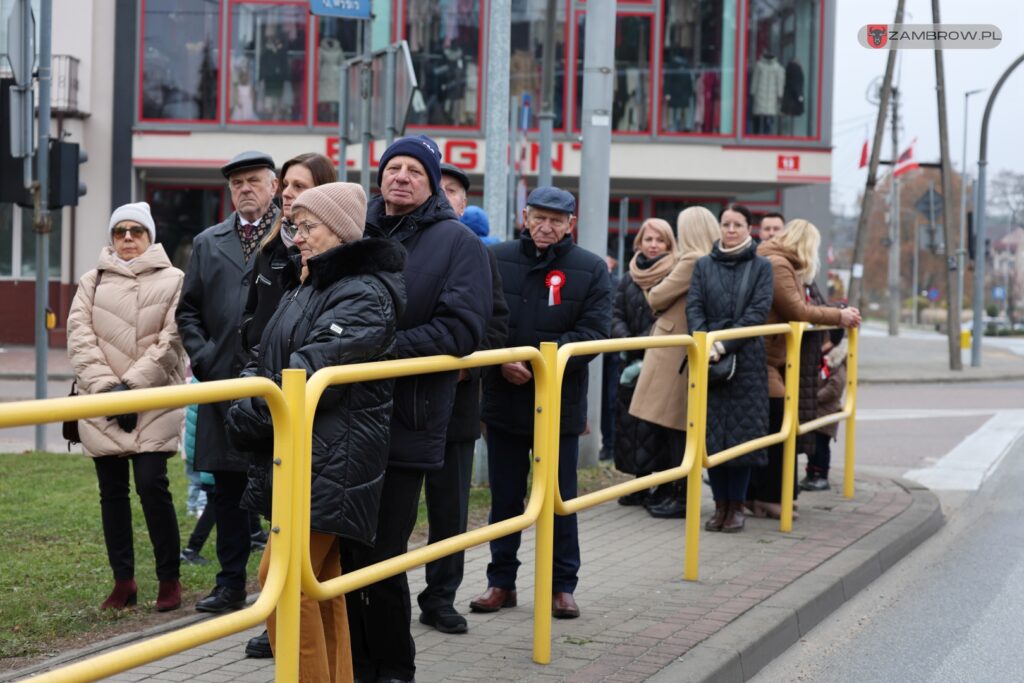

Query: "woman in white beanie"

xmin=66 ymin=201 xmax=187 ymax=612
xmin=227 ymin=182 xmax=407 ymax=682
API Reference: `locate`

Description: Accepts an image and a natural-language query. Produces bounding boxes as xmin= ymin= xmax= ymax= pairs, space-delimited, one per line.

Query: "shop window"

xmin=20 ymin=207 xmax=61 ymax=279
xmin=575 ymin=14 xmax=654 ymax=134
xmin=745 ymin=0 xmax=819 ymax=138
xmin=140 ymin=0 xmax=220 ymax=122
xmin=510 ymin=0 xmax=566 ymax=130
xmin=314 ymin=17 xmax=360 ymax=125
xmin=0 ymin=203 xmax=12 ymax=277
xmin=229 ymin=2 xmax=308 ymax=124
xmin=654 ymin=198 xmax=726 ymax=226
xmin=147 ymin=186 xmax=225 ymax=271
xmin=405 ymin=0 xmax=482 ymax=128
xmin=660 ymin=0 xmax=736 ymax=135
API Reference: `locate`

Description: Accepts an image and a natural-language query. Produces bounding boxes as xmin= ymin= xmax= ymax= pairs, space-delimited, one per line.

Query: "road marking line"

xmin=903 ymin=410 xmax=1024 ymax=490
xmin=857 ymin=409 xmax=998 ymax=421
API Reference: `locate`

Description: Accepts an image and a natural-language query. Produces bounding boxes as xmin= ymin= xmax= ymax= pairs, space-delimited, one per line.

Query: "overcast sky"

xmin=831 ymin=0 xmax=1023 ymax=214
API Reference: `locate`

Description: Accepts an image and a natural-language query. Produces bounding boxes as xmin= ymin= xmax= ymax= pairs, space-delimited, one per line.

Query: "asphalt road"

xmin=755 ymin=404 xmax=1024 ymax=682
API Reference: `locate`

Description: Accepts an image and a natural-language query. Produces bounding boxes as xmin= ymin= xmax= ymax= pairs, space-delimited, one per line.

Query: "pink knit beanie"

xmin=291 ymin=182 xmax=367 ymax=244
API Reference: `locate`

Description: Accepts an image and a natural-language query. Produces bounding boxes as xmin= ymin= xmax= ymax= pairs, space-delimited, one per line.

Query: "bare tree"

xmin=989 ymin=169 xmax=1024 ymax=226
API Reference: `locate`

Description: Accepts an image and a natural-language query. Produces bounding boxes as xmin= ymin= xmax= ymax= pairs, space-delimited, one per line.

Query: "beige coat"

xmin=628 ymin=252 xmax=699 ymax=431
xmin=758 ymin=240 xmax=842 ymax=398
xmin=67 ymin=244 xmax=186 ymax=457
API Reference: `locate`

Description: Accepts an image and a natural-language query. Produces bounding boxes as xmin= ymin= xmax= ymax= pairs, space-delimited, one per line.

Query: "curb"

xmin=859 ymin=373 xmax=1024 ymax=385
xmin=649 ymin=479 xmax=944 ymax=683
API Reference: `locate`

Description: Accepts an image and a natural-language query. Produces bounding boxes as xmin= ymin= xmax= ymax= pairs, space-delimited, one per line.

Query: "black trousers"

xmin=207 ymin=469 xmax=251 ymax=591
xmin=807 ymin=432 xmax=833 ymax=478
xmin=418 ymin=439 xmax=474 ymax=613
xmin=186 ymin=482 xmax=264 ymax=555
xmin=750 ymin=398 xmax=797 ymax=503
xmin=342 ymin=466 xmax=423 ymax=682
xmin=93 ymin=452 xmax=180 ymax=581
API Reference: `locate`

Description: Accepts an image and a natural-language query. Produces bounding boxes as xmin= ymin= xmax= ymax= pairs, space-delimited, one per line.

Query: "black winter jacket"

xmin=482 ymin=232 xmax=612 ymax=436
xmin=227 ymin=238 xmax=407 ymax=546
xmin=686 ymin=240 xmax=773 ymax=466
xmin=612 ymin=272 xmax=656 ymax=363
xmin=365 ymin=193 xmax=492 ymax=469
xmin=446 ymin=248 xmax=510 ymax=443
xmin=239 ymin=233 xmax=294 ymax=355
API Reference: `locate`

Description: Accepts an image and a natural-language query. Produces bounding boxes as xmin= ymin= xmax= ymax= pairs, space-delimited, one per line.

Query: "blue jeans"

xmin=484 ymin=426 xmax=580 ymax=594
xmin=184 ymin=460 xmax=207 ymax=514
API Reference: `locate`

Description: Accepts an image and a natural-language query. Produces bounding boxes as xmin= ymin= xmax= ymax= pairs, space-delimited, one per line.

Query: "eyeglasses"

xmin=282 ymin=221 xmax=326 ymax=240
xmin=112 ymin=226 xmax=148 ymax=239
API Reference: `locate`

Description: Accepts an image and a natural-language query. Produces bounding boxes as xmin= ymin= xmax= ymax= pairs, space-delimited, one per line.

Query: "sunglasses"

xmin=112 ymin=226 xmax=149 ymax=239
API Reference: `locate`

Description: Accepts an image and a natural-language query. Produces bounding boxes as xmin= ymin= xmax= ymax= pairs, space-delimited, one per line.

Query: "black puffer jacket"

xmin=797 ymin=281 xmax=826 ymax=458
xmin=686 ymin=240 xmax=773 ymax=466
xmin=239 ymin=232 xmax=294 ymax=355
xmin=227 ymin=238 xmax=407 ymax=546
xmin=482 ymin=232 xmax=612 ymax=436
xmin=612 ymin=271 xmax=665 ymax=475
xmin=365 ymin=194 xmax=492 ymax=469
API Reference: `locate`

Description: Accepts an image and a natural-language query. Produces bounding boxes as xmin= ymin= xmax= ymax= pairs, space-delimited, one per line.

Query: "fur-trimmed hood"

xmin=825 ymin=336 xmax=848 ymax=369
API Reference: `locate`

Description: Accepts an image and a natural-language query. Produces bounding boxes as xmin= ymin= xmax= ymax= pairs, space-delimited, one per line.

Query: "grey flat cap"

xmin=526 ymin=186 xmax=576 ymax=214
xmin=440 ymin=163 xmax=470 ymax=191
xmin=221 ymin=150 xmax=276 ymax=178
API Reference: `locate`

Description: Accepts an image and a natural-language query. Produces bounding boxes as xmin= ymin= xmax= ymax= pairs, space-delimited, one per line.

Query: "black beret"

xmin=526 ymin=186 xmax=576 ymax=214
xmin=221 ymin=150 xmax=276 ymax=179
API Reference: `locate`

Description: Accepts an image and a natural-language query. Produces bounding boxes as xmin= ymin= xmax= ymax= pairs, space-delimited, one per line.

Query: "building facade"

xmin=1 ymin=0 xmax=834 ymax=344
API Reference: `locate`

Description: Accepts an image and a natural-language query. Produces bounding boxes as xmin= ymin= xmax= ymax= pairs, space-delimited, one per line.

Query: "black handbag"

xmin=706 ymin=258 xmax=754 ymax=386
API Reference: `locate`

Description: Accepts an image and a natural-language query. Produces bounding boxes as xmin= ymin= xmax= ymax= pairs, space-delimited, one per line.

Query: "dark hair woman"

xmin=239 ymin=152 xmax=338 ymax=353
xmin=685 ymin=204 xmax=774 ymax=533
xmin=227 ymin=182 xmax=406 ymax=680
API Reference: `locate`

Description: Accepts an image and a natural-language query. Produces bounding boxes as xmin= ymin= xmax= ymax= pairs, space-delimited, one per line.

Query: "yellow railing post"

xmin=843 ymin=326 xmax=859 ymax=498
xmin=779 ymin=322 xmax=804 ymax=533
xmin=532 ymin=342 xmax=558 ymax=664
xmin=683 ymin=332 xmax=708 ymax=581
xmin=274 ymin=369 xmax=305 ymax=683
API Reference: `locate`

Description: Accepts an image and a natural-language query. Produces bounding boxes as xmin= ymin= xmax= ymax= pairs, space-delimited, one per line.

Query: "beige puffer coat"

xmin=67 ymin=244 xmax=186 ymax=457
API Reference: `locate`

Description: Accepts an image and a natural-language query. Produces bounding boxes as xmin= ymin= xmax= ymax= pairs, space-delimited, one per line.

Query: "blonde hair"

xmin=676 ymin=206 xmax=721 ymax=257
xmin=774 ymin=219 xmax=822 ymax=282
xmin=633 ymin=218 xmax=679 ymax=256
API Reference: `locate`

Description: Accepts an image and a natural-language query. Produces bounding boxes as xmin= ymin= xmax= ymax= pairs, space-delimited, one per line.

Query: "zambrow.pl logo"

xmin=858 ymin=23 xmax=1002 ymax=50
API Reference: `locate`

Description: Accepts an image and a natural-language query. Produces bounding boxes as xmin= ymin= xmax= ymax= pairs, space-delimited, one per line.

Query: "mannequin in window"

xmin=232 ymin=61 xmax=258 ymax=120
xmin=259 ymin=27 xmax=290 ymax=120
xmin=663 ymin=45 xmax=693 ymax=132
xmin=781 ymin=58 xmax=805 ymax=135
xmin=318 ymin=37 xmax=344 ymax=122
xmin=750 ymin=49 xmax=785 ymax=134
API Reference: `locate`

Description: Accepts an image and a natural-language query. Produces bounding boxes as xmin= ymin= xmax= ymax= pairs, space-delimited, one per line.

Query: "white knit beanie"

xmin=291 ymin=183 xmax=366 ymax=244
xmin=108 ymin=202 xmax=156 ymax=244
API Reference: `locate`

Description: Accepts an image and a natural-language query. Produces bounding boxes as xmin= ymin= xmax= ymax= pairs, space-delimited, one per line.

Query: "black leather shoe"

xmin=799 ymin=476 xmax=830 ymax=492
xmin=617 ymin=490 xmax=648 ymax=506
xmin=195 ymin=585 xmax=247 ymax=613
xmin=647 ymin=497 xmax=687 ymax=519
xmin=419 ymin=605 xmax=468 ymax=634
xmin=244 ymin=630 xmax=273 ymax=658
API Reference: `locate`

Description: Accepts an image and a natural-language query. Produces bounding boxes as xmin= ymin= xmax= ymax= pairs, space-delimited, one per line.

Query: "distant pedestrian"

xmin=686 ymin=204 xmax=774 ymax=533
xmin=473 ymin=186 xmax=612 ymax=620
xmin=802 ymin=329 xmax=847 ymax=492
xmin=758 ymin=212 xmax=785 ymax=242
xmin=67 ymin=201 xmax=186 ymax=612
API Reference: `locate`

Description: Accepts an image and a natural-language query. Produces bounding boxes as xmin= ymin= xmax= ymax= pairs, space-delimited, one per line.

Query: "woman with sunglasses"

xmin=67 ymin=202 xmax=186 ymax=612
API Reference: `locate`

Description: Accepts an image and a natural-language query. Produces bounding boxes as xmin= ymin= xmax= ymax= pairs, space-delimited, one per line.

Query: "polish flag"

xmin=858 ymin=139 xmax=869 ymax=169
xmin=893 ymin=139 xmax=919 ymax=177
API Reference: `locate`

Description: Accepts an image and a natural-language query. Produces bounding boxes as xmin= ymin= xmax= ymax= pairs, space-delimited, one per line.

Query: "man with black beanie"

xmin=342 ymin=135 xmax=492 ymax=682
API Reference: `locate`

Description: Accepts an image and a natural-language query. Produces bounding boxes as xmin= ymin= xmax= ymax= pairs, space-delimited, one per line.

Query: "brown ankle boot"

xmin=156 ymin=579 xmax=182 ymax=612
xmin=722 ymin=501 xmax=745 ymax=533
xmin=101 ymin=578 xmax=138 ymax=610
xmin=704 ymin=500 xmax=727 ymax=531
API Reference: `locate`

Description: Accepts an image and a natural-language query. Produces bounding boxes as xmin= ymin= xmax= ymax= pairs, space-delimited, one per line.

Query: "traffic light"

xmin=50 ymin=140 xmax=87 ymax=208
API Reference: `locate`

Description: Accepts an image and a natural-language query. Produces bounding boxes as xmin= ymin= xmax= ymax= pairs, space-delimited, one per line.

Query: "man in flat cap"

xmin=176 ymin=150 xmax=279 ymax=613
xmin=343 ymin=135 xmax=493 ymax=682
xmin=416 ymin=164 xmax=509 ymax=635
xmin=472 ymin=186 xmax=611 ymax=620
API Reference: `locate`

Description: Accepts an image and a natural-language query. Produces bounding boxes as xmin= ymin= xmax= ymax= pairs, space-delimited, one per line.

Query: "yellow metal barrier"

xmin=0 ymin=376 xmax=299 ymax=683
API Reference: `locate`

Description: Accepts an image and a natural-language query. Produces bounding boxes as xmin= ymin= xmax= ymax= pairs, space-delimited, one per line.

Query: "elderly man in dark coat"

xmin=175 ymin=151 xmax=279 ymax=613
xmin=472 ymin=186 xmax=612 ymax=620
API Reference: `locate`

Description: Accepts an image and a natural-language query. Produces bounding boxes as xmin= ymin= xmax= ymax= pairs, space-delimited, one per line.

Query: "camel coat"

xmin=757 ymin=240 xmax=842 ymax=398
xmin=67 ymin=244 xmax=186 ymax=456
xmin=628 ymin=252 xmax=699 ymax=431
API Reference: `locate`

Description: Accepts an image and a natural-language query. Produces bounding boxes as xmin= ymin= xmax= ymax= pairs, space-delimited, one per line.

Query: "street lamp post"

xmin=958 ymin=88 xmax=984 ymax=337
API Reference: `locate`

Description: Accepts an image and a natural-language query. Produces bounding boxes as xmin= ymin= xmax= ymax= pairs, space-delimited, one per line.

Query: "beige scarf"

xmin=629 ymin=251 xmax=676 ymax=290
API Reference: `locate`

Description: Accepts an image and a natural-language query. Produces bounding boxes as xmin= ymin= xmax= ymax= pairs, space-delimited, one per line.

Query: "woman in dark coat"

xmin=227 ymin=182 xmax=406 ymax=682
xmin=686 ymin=204 xmax=774 ymax=533
xmin=611 ymin=218 xmax=677 ymax=506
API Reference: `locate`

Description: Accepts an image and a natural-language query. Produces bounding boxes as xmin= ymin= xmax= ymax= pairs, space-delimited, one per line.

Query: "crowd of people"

xmin=66 ymin=132 xmax=858 ymax=682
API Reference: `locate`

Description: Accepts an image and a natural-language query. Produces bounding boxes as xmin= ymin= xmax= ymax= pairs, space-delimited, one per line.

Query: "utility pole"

xmin=848 ymin=0 xmax=906 ymax=309
xmin=576 ymin=0 xmax=615 ymax=467
xmin=887 ymin=86 xmax=901 ymax=336
xmin=483 ymin=0 xmax=510 ymax=236
xmin=931 ymin=0 xmax=962 ymax=370
xmin=33 ymin=0 xmax=53 ymax=452
xmin=957 ymin=89 xmax=984 ymax=330
xmin=536 ymin=0 xmax=558 ymax=187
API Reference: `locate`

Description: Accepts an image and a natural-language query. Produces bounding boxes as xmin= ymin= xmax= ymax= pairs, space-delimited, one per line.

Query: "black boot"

xmin=647 ymin=483 xmax=687 ymax=519
xmin=643 ymin=483 xmax=673 ymax=510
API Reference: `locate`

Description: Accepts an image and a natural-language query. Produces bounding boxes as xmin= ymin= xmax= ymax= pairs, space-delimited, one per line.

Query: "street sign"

xmin=915 ymin=188 xmax=943 ymax=218
xmin=309 ymin=0 xmax=372 ymax=20
xmin=993 ymin=286 xmax=1006 ymax=301
xmin=5 ymin=0 xmax=36 ymax=86
xmin=927 ymin=287 xmax=940 ymax=302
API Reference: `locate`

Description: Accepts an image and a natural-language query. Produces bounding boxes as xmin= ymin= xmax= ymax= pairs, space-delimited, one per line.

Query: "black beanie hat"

xmin=377 ymin=135 xmax=442 ymax=193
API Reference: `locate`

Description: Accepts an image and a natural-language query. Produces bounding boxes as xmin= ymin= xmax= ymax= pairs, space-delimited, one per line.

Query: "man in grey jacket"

xmin=175 ymin=151 xmax=279 ymax=613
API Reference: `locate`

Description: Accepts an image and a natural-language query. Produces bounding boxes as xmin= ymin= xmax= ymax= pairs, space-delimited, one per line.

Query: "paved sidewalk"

xmin=8 ymin=475 xmax=940 ymax=683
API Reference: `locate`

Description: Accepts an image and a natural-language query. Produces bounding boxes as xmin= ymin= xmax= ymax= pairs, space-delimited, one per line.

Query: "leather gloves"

xmin=105 ymin=382 xmax=138 ymax=433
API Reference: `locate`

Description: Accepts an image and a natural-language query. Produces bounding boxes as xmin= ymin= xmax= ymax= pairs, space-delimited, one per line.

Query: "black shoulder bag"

xmin=706 ymin=259 xmax=754 ymax=386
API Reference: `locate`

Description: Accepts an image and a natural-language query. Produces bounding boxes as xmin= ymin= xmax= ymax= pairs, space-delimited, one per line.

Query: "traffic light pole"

xmin=33 ymin=0 xmax=53 ymax=452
